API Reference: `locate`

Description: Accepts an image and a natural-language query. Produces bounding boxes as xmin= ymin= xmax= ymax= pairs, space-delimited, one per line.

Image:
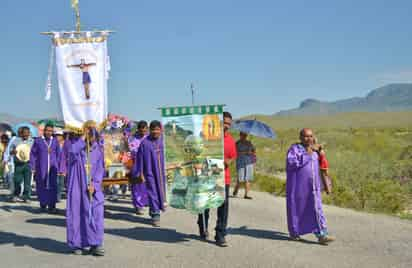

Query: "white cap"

xmin=54 ymin=130 xmax=64 ymax=136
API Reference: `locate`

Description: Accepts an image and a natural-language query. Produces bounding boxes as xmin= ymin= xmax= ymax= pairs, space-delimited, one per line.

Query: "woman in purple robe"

xmin=286 ymin=128 xmax=335 ymax=245
xmin=136 ymin=120 xmax=166 ymax=227
xmin=62 ymin=128 xmax=105 ymax=256
xmin=130 ymin=120 xmax=149 ymax=215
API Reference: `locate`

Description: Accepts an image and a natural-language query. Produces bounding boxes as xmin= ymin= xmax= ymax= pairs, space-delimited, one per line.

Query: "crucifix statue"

xmin=67 ymin=58 xmax=96 ymax=100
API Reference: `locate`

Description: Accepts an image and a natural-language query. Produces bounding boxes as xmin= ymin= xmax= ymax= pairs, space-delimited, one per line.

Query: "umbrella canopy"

xmin=0 ymin=123 xmax=13 ymax=133
xmin=37 ymin=119 xmax=65 ymax=128
xmin=13 ymin=122 xmax=38 ymax=137
xmin=232 ymin=119 xmax=276 ymax=139
xmin=36 ymin=119 xmax=65 ymax=136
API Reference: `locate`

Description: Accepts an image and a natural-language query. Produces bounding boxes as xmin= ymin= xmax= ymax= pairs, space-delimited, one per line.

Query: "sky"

xmin=1 ymin=0 xmax=412 ymax=121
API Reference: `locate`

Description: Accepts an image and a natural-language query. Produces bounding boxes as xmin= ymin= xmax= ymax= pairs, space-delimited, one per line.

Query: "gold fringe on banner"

xmin=53 ymin=36 xmax=107 ymax=46
xmin=64 ymin=120 xmax=108 ymax=134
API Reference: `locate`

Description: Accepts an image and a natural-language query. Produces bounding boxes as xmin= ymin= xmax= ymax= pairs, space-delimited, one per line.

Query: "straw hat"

xmin=15 ymin=143 xmax=31 ymax=162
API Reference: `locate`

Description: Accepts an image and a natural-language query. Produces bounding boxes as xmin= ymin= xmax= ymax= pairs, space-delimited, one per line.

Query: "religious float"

xmin=101 ymin=114 xmax=135 ymax=187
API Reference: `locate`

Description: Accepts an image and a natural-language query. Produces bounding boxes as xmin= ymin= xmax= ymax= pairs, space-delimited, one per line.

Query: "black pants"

xmin=197 ymin=185 xmax=229 ymax=241
xmin=56 ymin=175 xmax=65 ymax=202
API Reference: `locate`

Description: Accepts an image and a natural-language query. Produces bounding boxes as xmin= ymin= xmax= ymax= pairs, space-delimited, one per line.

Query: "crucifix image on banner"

xmin=53 ymin=33 xmax=110 ymax=130
xmin=67 ymin=58 xmax=96 ymax=100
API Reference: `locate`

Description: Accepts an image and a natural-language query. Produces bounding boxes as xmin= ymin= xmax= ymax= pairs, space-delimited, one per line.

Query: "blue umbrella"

xmin=13 ymin=122 xmax=38 ymax=137
xmin=232 ymin=119 xmax=276 ymax=139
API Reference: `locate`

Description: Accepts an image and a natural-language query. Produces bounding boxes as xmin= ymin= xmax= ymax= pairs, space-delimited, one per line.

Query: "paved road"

xmin=0 ymin=189 xmax=411 ymax=268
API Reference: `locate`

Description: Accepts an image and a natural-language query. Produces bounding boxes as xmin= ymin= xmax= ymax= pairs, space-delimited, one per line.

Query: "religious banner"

xmin=52 ymin=31 xmax=110 ymax=130
xmin=162 ymin=105 xmax=225 ymax=214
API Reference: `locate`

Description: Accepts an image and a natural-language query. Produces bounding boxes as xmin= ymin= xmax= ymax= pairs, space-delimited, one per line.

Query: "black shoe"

xmin=90 ymin=246 xmax=105 ymax=256
xmin=48 ymin=207 xmax=58 ymax=214
xmin=40 ymin=206 xmax=47 ymax=213
xmin=199 ymin=230 xmax=209 ymax=240
xmin=215 ymin=237 xmax=228 ymax=247
xmin=290 ymin=236 xmax=301 ymax=241
xmin=23 ymin=198 xmax=31 ymax=204
xmin=244 ymin=195 xmax=253 ymax=200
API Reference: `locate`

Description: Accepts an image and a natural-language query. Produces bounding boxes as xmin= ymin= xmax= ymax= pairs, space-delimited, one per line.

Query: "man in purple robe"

xmin=30 ymin=123 xmax=60 ymax=213
xmin=286 ymin=128 xmax=335 ymax=245
xmin=130 ymin=120 xmax=149 ymax=215
xmin=136 ymin=120 xmax=166 ymax=227
xmin=61 ymin=129 xmax=105 ymax=256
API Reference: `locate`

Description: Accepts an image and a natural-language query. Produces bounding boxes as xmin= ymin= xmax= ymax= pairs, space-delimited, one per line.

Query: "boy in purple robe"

xmin=30 ymin=123 xmax=60 ymax=213
xmin=61 ymin=128 xmax=105 ymax=256
xmin=136 ymin=120 xmax=166 ymax=227
xmin=130 ymin=120 xmax=149 ymax=215
xmin=286 ymin=128 xmax=335 ymax=245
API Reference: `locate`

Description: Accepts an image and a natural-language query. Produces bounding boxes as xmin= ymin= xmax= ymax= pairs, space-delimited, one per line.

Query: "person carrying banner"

xmin=197 ymin=111 xmax=237 ymax=247
xmin=63 ymin=128 xmax=105 ymax=256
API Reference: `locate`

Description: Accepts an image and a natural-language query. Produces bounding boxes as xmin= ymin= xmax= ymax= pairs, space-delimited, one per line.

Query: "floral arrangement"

xmin=106 ymin=114 xmax=130 ymax=131
xmin=118 ymin=151 xmax=134 ymax=169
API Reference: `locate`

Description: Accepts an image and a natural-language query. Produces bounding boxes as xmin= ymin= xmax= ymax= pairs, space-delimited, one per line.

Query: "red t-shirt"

xmin=319 ymin=153 xmax=329 ymax=170
xmin=224 ymin=132 xmax=237 ymax=185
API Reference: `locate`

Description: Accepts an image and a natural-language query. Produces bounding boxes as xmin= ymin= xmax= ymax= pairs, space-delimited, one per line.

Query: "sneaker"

xmin=73 ymin=248 xmax=83 ymax=255
xmin=152 ymin=219 xmax=160 ymax=227
xmin=10 ymin=196 xmax=18 ymax=203
xmin=23 ymin=198 xmax=31 ymax=204
xmin=318 ymin=235 xmax=336 ymax=245
xmin=90 ymin=246 xmax=105 ymax=257
xmin=244 ymin=196 xmax=253 ymax=200
xmin=135 ymin=208 xmax=144 ymax=216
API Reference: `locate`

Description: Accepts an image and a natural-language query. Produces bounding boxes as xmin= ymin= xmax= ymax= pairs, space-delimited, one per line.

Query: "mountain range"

xmin=276 ymin=83 xmax=412 ymax=116
xmin=1 ymin=84 xmax=412 ymax=123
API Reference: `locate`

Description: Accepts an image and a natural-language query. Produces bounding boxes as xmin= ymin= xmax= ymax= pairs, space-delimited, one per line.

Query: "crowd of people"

xmin=0 ymin=111 xmax=335 ymax=256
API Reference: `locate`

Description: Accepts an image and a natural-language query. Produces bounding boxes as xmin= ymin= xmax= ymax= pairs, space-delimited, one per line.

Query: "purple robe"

xmin=30 ymin=136 xmax=60 ymax=208
xmin=137 ymin=135 xmax=166 ymax=215
xmin=63 ymin=138 xmax=105 ymax=249
xmin=130 ymin=134 xmax=148 ymax=209
xmin=286 ymin=144 xmax=328 ymax=237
